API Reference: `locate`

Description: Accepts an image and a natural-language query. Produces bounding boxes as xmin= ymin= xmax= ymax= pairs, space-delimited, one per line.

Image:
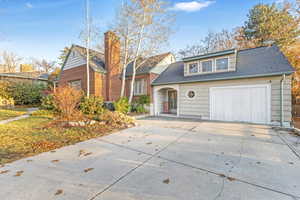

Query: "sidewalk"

xmin=0 ymin=108 xmax=38 ymax=125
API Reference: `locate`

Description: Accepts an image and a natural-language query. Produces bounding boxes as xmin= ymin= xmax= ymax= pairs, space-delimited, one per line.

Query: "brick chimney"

xmin=104 ymin=31 xmax=121 ymax=101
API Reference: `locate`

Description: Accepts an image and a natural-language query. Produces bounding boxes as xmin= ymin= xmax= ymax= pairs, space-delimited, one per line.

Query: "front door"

xmin=168 ymin=90 xmax=177 ymax=114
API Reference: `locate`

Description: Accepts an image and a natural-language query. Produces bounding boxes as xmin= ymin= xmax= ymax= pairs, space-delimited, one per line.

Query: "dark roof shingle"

xmin=152 ymin=45 xmax=294 ymax=85
xmin=126 ymin=52 xmax=171 ymax=76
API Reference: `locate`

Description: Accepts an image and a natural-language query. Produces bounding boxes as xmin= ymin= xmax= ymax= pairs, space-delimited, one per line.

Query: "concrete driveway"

xmin=0 ymin=117 xmax=299 ymax=200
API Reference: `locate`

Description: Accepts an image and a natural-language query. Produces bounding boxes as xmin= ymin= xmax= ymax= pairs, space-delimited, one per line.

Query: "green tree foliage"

xmin=238 ymin=3 xmax=299 ymax=48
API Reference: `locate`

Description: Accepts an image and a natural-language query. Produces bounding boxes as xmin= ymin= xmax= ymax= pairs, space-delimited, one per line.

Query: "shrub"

xmin=131 ymin=95 xmax=150 ymax=113
xmin=79 ymin=96 xmax=104 ymax=115
xmin=99 ymin=111 xmax=135 ymax=128
xmin=0 ymin=96 xmax=14 ymax=107
xmin=137 ymin=95 xmax=150 ymax=105
xmin=0 ymin=81 xmax=11 ymax=99
xmin=53 ymin=86 xmax=83 ymax=120
xmin=41 ymin=94 xmax=58 ymax=111
xmin=114 ymin=97 xmax=130 ymax=114
xmin=8 ymin=83 xmax=46 ymax=105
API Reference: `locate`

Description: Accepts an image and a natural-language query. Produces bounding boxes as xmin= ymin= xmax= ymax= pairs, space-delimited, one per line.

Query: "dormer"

xmin=183 ymin=49 xmax=237 ymax=76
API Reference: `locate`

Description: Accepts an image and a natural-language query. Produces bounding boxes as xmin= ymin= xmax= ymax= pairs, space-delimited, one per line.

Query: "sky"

xmin=0 ymin=0 xmax=283 ymax=62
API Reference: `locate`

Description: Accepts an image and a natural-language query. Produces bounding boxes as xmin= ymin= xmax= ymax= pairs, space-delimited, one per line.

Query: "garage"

xmin=210 ymin=84 xmax=271 ymax=124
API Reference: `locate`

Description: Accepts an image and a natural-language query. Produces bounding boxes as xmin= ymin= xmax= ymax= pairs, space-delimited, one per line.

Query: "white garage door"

xmin=210 ymin=84 xmax=271 ymax=124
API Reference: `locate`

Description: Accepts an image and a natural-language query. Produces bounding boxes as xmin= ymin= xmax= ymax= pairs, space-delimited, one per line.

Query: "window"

xmin=189 ymin=63 xmax=198 ymax=73
xmin=69 ymin=80 xmax=82 ymax=90
xmin=134 ymin=79 xmax=146 ymax=95
xmin=216 ymin=58 xmax=229 ymax=71
xmin=187 ymin=91 xmax=195 ymax=98
xmin=202 ymin=60 xmax=213 ymax=72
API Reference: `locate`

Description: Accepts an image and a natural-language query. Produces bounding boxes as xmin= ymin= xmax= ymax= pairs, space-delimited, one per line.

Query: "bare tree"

xmin=0 ymin=51 xmax=22 ymax=72
xmin=33 ymin=59 xmax=56 ymax=73
xmin=113 ymin=0 xmax=174 ymax=102
xmin=178 ymin=29 xmax=238 ymax=59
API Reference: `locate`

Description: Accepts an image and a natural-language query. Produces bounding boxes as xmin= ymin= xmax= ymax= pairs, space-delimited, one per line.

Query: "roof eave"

xmin=151 ymin=71 xmax=294 ymax=86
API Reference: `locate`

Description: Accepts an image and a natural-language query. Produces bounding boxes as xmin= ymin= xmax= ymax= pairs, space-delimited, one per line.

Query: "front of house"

xmin=151 ymin=46 xmax=294 ymax=126
xmin=58 ymin=31 xmax=294 ymax=126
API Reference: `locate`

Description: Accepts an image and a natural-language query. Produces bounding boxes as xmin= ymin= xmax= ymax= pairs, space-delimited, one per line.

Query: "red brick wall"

xmin=105 ymin=31 xmax=122 ymax=101
xmin=58 ymin=65 xmax=104 ymax=97
xmin=125 ymin=73 xmax=158 ymax=102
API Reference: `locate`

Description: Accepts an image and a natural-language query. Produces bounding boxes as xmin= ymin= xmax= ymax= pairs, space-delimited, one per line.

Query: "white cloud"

xmin=25 ymin=2 xmax=33 ymax=8
xmin=170 ymin=1 xmax=214 ymax=12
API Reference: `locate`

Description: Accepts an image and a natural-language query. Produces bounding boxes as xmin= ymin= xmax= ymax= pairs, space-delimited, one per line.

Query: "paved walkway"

xmin=0 ymin=108 xmax=38 ymax=125
xmin=0 ymin=117 xmax=299 ymax=200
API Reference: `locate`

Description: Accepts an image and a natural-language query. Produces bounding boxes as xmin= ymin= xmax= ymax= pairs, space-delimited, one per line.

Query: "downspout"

xmin=280 ymin=74 xmax=286 ymax=127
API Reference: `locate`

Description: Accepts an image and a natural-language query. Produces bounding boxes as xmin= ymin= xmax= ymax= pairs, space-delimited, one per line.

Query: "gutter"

xmin=280 ymin=74 xmax=286 ymax=127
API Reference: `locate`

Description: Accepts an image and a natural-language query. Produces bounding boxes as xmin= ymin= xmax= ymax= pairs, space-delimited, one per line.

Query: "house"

xmin=0 ymin=72 xmax=49 ymax=85
xmin=58 ymin=31 xmax=294 ymax=126
xmin=151 ymin=46 xmax=294 ymax=126
xmin=59 ymin=31 xmax=174 ymax=102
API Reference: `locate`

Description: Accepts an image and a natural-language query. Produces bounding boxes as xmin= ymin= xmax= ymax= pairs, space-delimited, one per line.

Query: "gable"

xmin=150 ymin=54 xmax=176 ymax=74
xmin=63 ymin=49 xmax=86 ymax=71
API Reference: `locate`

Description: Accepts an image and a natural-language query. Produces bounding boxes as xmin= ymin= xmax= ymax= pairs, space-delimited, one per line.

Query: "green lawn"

xmin=0 ymin=108 xmax=27 ymax=121
xmin=0 ymin=115 xmax=113 ymax=165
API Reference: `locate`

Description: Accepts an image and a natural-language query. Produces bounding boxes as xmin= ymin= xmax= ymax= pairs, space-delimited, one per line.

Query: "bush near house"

xmin=131 ymin=95 xmax=150 ymax=114
xmin=53 ymin=85 xmax=83 ymax=121
xmin=8 ymin=82 xmax=47 ymax=105
xmin=114 ymin=97 xmax=130 ymax=114
xmin=0 ymin=81 xmax=14 ymax=107
xmin=79 ymin=96 xmax=104 ymax=115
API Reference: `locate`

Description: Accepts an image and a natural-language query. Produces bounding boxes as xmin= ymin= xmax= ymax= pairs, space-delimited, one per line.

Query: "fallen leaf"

xmin=78 ymin=149 xmax=86 ymax=157
xmin=163 ymin=178 xmax=170 ymax=184
xmin=51 ymin=160 xmax=60 ymax=163
xmin=218 ymin=173 xmax=226 ymax=178
xmin=146 ymin=142 xmax=152 ymax=145
xmin=251 ymin=134 xmax=255 ymax=136
xmin=50 ymin=150 xmax=56 ymax=153
xmin=0 ymin=170 xmax=9 ymax=174
xmin=84 ymin=168 xmax=94 ymax=173
xmin=55 ymin=189 xmax=63 ymax=195
xmin=14 ymin=171 xmax=24 ymax=177
xmin=84 ymin=152 xmax=92 ymax=157
xmin=0 ymin=164 xmax=5 ymax=168
xmin=227 ymin=177 xmax=236 ymax=181
xmin=26 ymin=160 xmax=33 ymax=162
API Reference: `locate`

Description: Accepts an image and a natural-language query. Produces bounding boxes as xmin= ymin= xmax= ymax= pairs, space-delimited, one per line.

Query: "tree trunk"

xmin=120 ymin=33 xmax=129 ymax=97
xmin=128 ymin=14 xmax=146 ymax=103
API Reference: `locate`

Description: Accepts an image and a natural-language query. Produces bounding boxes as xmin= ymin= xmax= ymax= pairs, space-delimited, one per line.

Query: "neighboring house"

xmin=0 ymin=72 xmax=49 ymax=85
xmin=151 ymin=46 xmax=294 ymax=126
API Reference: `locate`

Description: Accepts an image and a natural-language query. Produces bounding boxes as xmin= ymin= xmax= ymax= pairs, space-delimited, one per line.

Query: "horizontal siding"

xmin=184 ymin=53 xmax=237 ymax=76
xmin=178 ymin=75 xmax=292 ymax=123
xmin=64 ymin=50 xmax=86 ymax=70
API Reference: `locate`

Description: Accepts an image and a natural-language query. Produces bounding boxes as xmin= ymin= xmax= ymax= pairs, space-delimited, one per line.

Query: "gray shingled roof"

xmin=152 ymin=45 xmax=294 ymax=86
xmin=0 ymin=72 xmax=49 ymax=81
xmin=125 ymin=52 xmax=171 ymax=77
xmin=72 ymin=45 xmax=106 ymax=73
